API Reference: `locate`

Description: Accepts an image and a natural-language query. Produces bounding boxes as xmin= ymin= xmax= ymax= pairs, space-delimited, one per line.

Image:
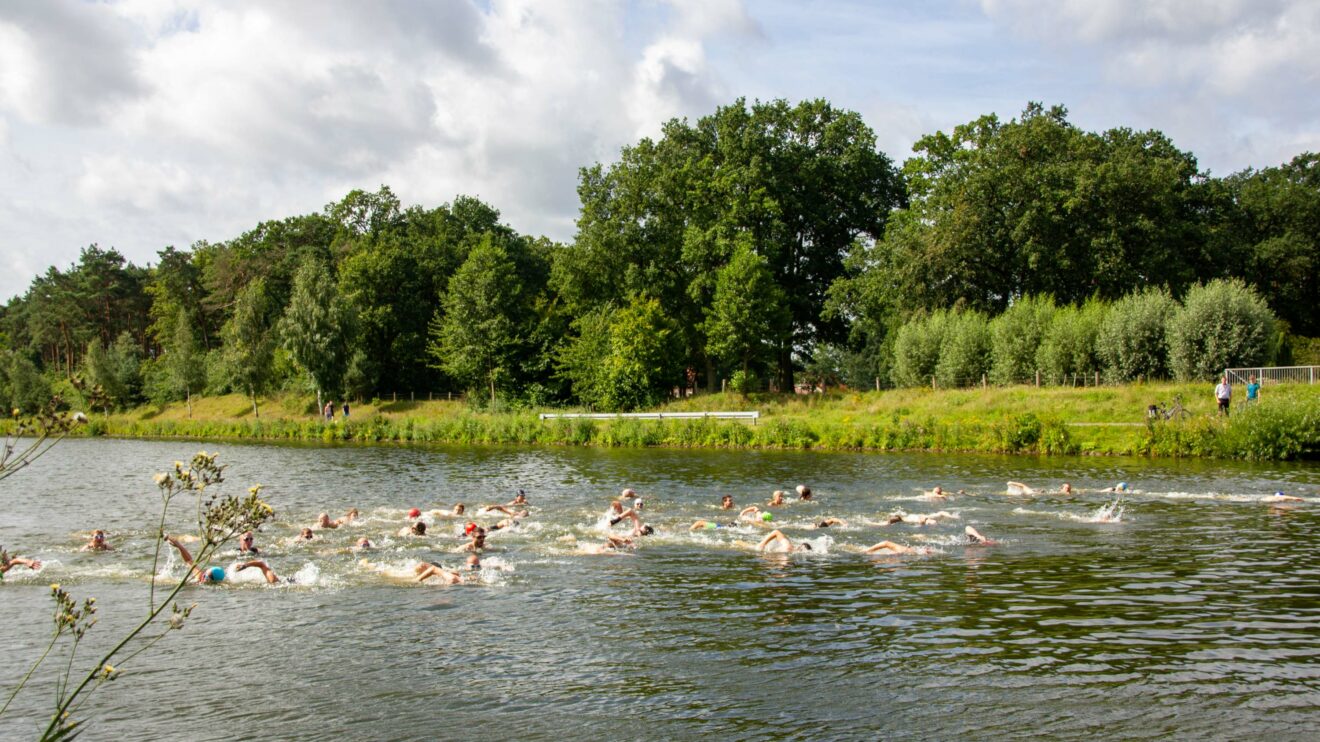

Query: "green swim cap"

xmin=761 ymin=512 xmax=773 ymax=521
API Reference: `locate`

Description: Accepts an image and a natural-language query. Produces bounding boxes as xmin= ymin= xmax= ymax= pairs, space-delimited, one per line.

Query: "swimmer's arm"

xmin=235 ymin=560 xmax=279 ymax=584
xmin=739 ymin=506 xmax=760 ymax=518
xmin=2 ymin=557 xmax=41 ymax=572
xmin=164 ymin=535 xmax=195 ymax=566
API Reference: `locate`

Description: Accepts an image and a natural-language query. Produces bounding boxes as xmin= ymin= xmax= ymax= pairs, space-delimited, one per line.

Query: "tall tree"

xmin=428 ymin=237 xmax=523 ymax=405
xmin=221 ymin=278 xmax=276 ymax=417
xmin=161 ymin=307 xmax=205 ymax=417
xmin=703 ymin=246 xmax=789 ymax=380
xmin=278 ymin=257 xmax=355 ymax=414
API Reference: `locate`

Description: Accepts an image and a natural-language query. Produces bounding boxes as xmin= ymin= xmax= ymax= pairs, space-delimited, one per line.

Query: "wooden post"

xmin=875 ymin=377 xmax=880 ymax=392
xmin=448 ymin=392 xmax=452 ymax=401
xmin=931 ymin=375 xmax=937 ymax=390
xmin=1095 ymin=371 xmax=1099 ymax=386
xmin=1035 ymin=370 xmax=1040 ymax=387
xmin=411 ymin=391 xmax=414 ymax=402
xmin=981 ymin=373 xmax=987 ymax=389
xmin=392 ymin=391 xmax=397 ymax=402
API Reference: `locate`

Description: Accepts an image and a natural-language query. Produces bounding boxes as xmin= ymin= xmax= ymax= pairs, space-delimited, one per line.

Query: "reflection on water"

xmin=1 ymin=439 xmax=1318 ymax=739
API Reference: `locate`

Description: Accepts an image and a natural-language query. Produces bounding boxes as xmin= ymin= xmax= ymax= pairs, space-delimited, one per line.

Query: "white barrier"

xmin=539 ymin=411 xmax=759 ymax=424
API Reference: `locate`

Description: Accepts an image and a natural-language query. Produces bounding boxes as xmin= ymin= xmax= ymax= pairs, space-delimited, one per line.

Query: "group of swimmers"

xmin=3 ymin=480 xmax=1307 ymax=587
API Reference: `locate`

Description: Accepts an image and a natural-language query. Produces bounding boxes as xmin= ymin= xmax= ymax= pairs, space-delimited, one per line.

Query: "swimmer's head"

xmin=463 ymin=522 xmax=477 ymax=535
xmin=720 ymin=495 xmax=733 ymax=508
xmin=316 ymin=513 xmax=331 ymax=526
xmin=239 ymin=531 xmax=254 ymax=547
xmin=92 ymin=530 xmax=106 ymax=542
xmin=466 ymin=553 xmax=481 ymax=569
xmin=621 ymin=488 xmax=636 ymax=498
xmin=771 ymin=490 xmax=785 ymax=503
xmin=885 ymin=514 xmax=903 ymax=525
xmin=817 ymin=520 xmax=832 ymax=528
xmin=411 ymin=521 xmax=427 ymax=536
xmin=796 ymin=484 xmax=812 ymax=500
xmin=633 ymin=499 xmax=644 ymax=511
xmin=454 ymin=503 xmax=465 ymax=514
xmin=800 ymin=542 xmax=813 ymax=551
xmin=299 ymin=527 xmax=314 ymax=540
xmin=356 ymin=537 xmax=372 ymax=548
xmin=1275 ymin=491 xmax=1286 ymax=497
xmin=761 ymin=512 xmax=774 ymax=522
xmin=933 ymin=486 xmax=943 ymax=495
xmin=640 ymin=525 xmax=654 ymax=536
xmin=1061 ymin=483 xmax=1072 ymax=493
xmin=206 ymin=567 xmax=225 ymax=583
xmin=407 ymin=507 xmax=421 ymax=519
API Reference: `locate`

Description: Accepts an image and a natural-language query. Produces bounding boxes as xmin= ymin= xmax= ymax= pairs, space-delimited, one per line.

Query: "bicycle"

xmin=1146 ymin=394 xmax=1189 ymax=421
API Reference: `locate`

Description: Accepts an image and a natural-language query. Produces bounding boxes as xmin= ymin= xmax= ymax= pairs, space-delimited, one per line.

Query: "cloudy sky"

xmin=1 ymin=0 xmax=1317 ymax=301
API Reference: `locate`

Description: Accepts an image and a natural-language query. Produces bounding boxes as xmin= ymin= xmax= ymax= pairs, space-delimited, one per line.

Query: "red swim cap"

xmin=464 ymin=522 xmax=477 ymax=535
xmin=408 ymin=508 xmax=421 ymax=518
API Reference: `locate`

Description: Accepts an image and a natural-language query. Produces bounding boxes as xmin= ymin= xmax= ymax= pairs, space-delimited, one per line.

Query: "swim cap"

xmin=464 ymin=522 xmax=477 ymax=535
xmin=206 ymin=567 xmax=225 ymax=583
xmin=761 ymin=512 xmax=773 ymax=522
xmin=1117 ymin=482 xmax=1128 ymax=491
xmin=1275 ymin=491 xmax=1285 ymax=497
xmin=704 ymin=522 xmax=717 ymax=530
xmin=408 ymin=508 xmax=421 ymax=518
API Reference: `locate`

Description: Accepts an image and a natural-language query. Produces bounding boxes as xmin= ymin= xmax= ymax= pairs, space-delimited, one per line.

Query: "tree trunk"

xmin=777 ymin=342 xmax=794 ymax=394
xmin=489 ymin=375 xmax=496 ymax=407
xmin=185 ymin=387 xmax=192 ymax=419
xmin=250 ymin=388 xmax=259 ymax=418
xmin=704 ymin=355 xmax=716 ymax=394
xmin=316 ymin=388 xmax=323 ymax=420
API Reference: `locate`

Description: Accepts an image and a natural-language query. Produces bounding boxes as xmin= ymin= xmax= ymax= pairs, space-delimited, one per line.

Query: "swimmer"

xmin=507 ymin=490 xmax=528 ymax=507
xmin=863 ymin=540 xmax=929 ymax=555
xmin=690 ymin=519 xmax=733 ymax=531
xmin=605 ymin=500 xmax=626 ymax=523
xmin=233 ymin=559 xmax=288 ymax=585
xmin=580 ymin=535 xmax=637 ymax=554
xmin=164 ymin=534 xmax=226 ymax=584
xmin=768 ymin=490 xmax=787 ymax=507
xmin=398 ymin=521 xmax=427 ymax=537
xmin=1100 ymin=482 xmax=1131 ymax=493
xmin=407 ymin=508 xmax=422 ymax=519
xmin=487 ymin=518 xmax=519 ymax=532
xmin=757 ymin=529 xmax=812 ymax=553
xmin=353 ymin=537 xmax=373 ymax=550
xmin=315 ymin=513 xmax=339 ymax=530
xmin=433 ymin=503 xmax=466 ymax=517
xmin=620 ymin=488 xmax=637 ymax=499
xmin=1006 ymin=481 xmax=1035 ymax=496
xmin=480 ymin=504 xmax=526 ymax=517
xmin=1271 ymin=491 xmax=1304 ymax=502
xmin=921 ymin=486 xmax=948 ymax=500
xmin=413 ymin=561 xmax=463 ymax=585
xmin=297 ymin=527 xmax=315 ymax=541
xmin=237 ymin=531 xmax=259 ymax=555
xmin=457 ymin=526 xmax=487 ymax=553
xmin=796 ymin=484 xmax=813 ymax=501
xmin=736 ymin=506 xmax=775 ymax=527
xmin=965 ymin=525 xmax=997 ymax=545
xmin=611 ymin=508 xmax=652 ymax=537
xmin=82 ymin=529 xmax=114 ymax=551
xmin=813 ymin=517 xmax=847 ymax=528
xmin=720 ymin=494 xmax=735 ymax=510
xmin=1 ymin=551 xmax=42 ymax=576
xmin=332 ymin=508 xmax=360 ymax=526
xmin=1058 ymin=483 xmax=1073 ymax=495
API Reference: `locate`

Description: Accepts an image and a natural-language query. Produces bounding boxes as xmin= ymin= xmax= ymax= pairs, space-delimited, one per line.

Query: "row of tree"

xmin=889 ymin=279 xmax=1277 ymax=389
xmin=1 ymin=100 xmax=1316 ymax=412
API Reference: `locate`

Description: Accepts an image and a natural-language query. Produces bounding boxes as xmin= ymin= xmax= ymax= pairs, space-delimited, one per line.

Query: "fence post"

xmin=875 ymin=377 xmax=880 ymax=392
xmin=982 ymin=373 xmax=987 ymax=389
xmin=721 ymin=378 xmax=726 ymax=393
xmin=1095 ymin=371 xmax=1099 ymax=386
xmin=411 ymin=391 xmax=414 ymax=402
xmin=392 ymin=391 xmax=397 ymax=402
xmin=931 ymin=375 xmax=936 ymax=390
xmin=1035 ymin=370 xmax=1040 ymax=388
xmin=448 ymin=392 xmax=452 ymax=401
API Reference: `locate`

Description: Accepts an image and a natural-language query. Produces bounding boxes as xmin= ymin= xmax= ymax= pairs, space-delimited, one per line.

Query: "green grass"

xmin=29 ymin=382 xmax=1320 ymax=460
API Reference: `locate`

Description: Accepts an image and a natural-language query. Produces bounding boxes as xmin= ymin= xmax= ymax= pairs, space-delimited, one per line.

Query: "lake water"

xmin=2 ymin=438 xmax=1318 ymax=740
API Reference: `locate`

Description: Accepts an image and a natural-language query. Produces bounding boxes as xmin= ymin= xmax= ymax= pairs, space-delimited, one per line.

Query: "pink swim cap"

xmin=408 ymin=508 xmax=421 ymax=518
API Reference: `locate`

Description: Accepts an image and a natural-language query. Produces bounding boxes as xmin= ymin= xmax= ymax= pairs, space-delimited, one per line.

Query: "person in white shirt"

xmin=1215 ymin=376 xmax=1232 ymax=416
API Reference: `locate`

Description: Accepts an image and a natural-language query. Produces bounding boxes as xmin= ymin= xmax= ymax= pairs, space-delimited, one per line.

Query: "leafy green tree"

xmin=1167 ymin=279 xmax=1275 ymax=380
xmin=703 ymin=247 xmax=789 ymax=379
xmin=160 ymin=307 xmax=205 ymax=416
xmin=936 ymin=310 xmax=992 ymax=388
xmin=989 ymin=294 xmax=1056 ymax=384
xmin=0 ymin=351 xmax=52 ymax=413
xmin=277 ymin=257 xmax=355 ymax=414
xmin=221 ymin=278 xmax=276 ymax=417
xmin=1036 ymin=297 xmax=1106 ymax=382
xmin=1097 ymin=287 xmax=1178 ymax=382
xmin=891 ymin=311 xmax=950 ymax=388
xmin=557 ymin=298 xmax=682 ymax=411
xmin=82 ymin=333 xmax=141 ymax=411
xmin=428 ymin=237 xmax=523 ymax=405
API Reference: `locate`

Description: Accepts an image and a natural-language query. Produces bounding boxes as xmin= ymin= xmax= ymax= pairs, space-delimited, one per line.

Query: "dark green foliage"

xmin=1036 ymin=298 xmax=1105 ymax=382
xmin=989 ymin=295 xmax=1055 ymax=384
xmin=935 ymin=310 xmax=992 ymax=388
xmin=1097 ymin=287 xmax=1178 ymax=382
xmin=556 ymin=298 xmax=682 ymax=411
xmin=0 ymin=351 xmax=52 ymax=413
xmin=891 ymin=311 xmax=949 ymax=387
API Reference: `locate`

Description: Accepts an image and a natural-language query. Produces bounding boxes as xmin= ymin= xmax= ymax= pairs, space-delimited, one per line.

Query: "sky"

xmin=1 ymin=0 xmax=1317 ymax=301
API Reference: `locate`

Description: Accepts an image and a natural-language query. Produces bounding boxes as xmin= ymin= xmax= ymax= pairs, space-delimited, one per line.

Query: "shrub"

xmin=1167 ymin=279 xmax=1275 ymax=381
xmin=989 ymin=294 xmax=1055 ymax=384
xmin=891 ymin=311 xmax=950 ymax=387
xmin=1097 ymin=287 xmax=1178 ymax=382
xmin=1037 ymin=297 xmax=1105 ymax=383
xmin=936 ymin=310 xmax=991 ymax=388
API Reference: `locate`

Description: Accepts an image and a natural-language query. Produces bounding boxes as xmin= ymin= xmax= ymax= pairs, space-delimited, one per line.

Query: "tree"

xmin=936 ymin=310 xmax=992 ymax=388
xmin=428 ymin=237 xmax=523 ymax=405
xmin=989 ymin=294 xmax=1056 ymax=385
xmin=891 ymin=311 xmax=951 ymax=388
xmin=277 ymin=257 xmax=355 ymax=414
xmin=702 ymin=246 xmax=789 ymax=381
xmin=1097 ymin=287 xmax=1178 ymax=382
xmin=1036 ymin=297 xmax=1105 ymax=383
xmin=556 ymin=298 xmax=681 ymax=411
xmin=1167 ymin=279 xmax=1275 ymax=380
xmin=221 ymin=278 xmax=276 ymax=417
xmin=160 ymin=307 xmax=205 ymax=417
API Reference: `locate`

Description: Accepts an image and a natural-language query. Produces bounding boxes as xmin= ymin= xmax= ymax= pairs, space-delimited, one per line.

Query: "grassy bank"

xmin=22 ymin=381 xmax=1318 ymax=461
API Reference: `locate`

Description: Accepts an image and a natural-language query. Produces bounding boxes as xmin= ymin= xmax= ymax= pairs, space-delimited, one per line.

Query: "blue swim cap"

xmin=1275 ymin=491 xmax=1285 ymax=497
xmin=1118 ymin=482 xmax=1129 ymax=491
xmin=206 ymin=567 xmax=225 ymax=583
xmin=761 ymin=512 xmax=774 ymax=521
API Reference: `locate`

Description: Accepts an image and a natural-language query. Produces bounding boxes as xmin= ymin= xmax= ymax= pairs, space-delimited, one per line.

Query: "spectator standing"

xmin=1215 ymin=376 xmax=1232 ymax=416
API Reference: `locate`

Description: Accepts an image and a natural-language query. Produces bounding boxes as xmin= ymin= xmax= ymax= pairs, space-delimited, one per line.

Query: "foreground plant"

xmin=0 ymin=451 xmax=274 ymax=740
xmin=0 ymin=397 xmax=87 ymax=484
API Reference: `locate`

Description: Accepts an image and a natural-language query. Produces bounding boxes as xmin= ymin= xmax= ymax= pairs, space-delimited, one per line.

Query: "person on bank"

xmin=1215 ymin=376 xmax=1232 ymax=416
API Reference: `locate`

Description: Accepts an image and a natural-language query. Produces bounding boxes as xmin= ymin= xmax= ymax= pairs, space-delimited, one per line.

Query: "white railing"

xmin=1224 ymin=366 xmax=1319 ymax=385
xmin=539 ymin=411 xmax=760 ymax=424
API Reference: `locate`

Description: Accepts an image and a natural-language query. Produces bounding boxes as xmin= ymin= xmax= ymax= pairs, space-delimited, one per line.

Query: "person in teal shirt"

xmin=1246 ymin=376 xmax=1261 ymax=406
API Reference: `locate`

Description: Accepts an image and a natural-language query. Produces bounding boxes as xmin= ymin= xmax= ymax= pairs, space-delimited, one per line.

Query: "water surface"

xmin=1 ymin=439 xmax=1318 ymax=740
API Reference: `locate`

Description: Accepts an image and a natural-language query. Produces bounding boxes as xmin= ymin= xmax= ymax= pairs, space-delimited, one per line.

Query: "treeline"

xmin=1 ymin=100 xmax=1316 ymax=413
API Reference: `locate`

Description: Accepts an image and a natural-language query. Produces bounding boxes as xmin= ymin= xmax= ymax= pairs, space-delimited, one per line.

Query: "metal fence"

xmin=539 ymin=411 xmax=760 ymax=424
xmin=1224 ymin=366 xmax=1320 ymax=386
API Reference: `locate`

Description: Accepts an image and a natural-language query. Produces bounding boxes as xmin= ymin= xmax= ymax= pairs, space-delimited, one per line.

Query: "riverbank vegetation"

xmin=1 ymin=100 xmax=1317 ymax=422
xmin=46 ymin=382 xmax=1320 ymax=461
